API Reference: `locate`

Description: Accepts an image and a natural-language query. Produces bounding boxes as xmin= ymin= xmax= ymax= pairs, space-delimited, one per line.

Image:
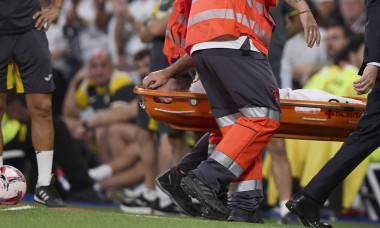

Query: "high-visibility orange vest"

xmin=163 ymin=0 xmax=191 ymax=64
xmin=185 ymin=0 xmax=277 ymax=56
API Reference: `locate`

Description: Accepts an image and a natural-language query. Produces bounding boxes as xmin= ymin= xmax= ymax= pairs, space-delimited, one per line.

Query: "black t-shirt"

xmin=0 ymin=0 xmax=40 ymax=35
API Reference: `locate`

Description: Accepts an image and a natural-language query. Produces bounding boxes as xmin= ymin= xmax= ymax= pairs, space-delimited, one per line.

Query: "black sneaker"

xmin=34 ymin=184 xmax=65 ymax=207
xmin=152 ymin=200 xmax=182 ymax=215
xmin=120 ymin=194 xmax=154 ymax=214
xmin=156 ymin=167 xmax=202 ymax=216
xmin=227 ymin=208 xmax=264 ymax=223
xmin=180 ymin=175 xmax=230 ymax=220
xmin=278 ymin=212 xmax=300 ymax=225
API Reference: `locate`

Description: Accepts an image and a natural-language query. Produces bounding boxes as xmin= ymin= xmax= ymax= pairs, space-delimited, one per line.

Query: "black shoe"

xmin=156 ymin=167 xmax=202 ymax=216
xmin=286 ymin=192 xmax=332 ymax=228
xmin=278 ymin=212 xmax=300 ymax=225
xmin=227 ymin=208 xmax=264 ymax=223
xmin=34 ymin=184 xmax=65 ymax=207
xmin=120 ymin=194 xmax=154 ymax=214
xmin=68 ymin=188 xmax=112 ymax=204
xmin=152 ymin=200 xmax=182 ymax=215
xmin=181 ymin=175 xmax=230 ymax=220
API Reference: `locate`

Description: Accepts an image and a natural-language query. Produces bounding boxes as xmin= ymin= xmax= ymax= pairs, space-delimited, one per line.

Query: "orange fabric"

xmin=185 ymin=0 xmax=276 ymax=56
xmin=163 ymin=0 xmax=188 ymax=64
xmin=209 ymin=133 xmax=223 ymax=145
xmin=232 ymin=155 xmax=262 ymax=182
xmin=216 ymin=117 xmax=279 ymax=170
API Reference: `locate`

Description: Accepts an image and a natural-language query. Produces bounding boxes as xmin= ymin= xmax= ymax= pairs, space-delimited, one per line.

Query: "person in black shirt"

xmin=0 ymin=0 xmax=65 ymax=207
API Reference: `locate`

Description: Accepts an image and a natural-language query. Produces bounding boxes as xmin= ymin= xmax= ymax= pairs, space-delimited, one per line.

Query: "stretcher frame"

xmin=134 ymin=86 xmax=367 ymax=141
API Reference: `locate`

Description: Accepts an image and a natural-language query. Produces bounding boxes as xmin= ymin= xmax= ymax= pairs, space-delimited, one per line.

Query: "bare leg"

xmin=97 ymin=161 xmax=144 ymax=191
xmin=267 ymin=138 xmax=292 ymax=202
xmin=136 ymin=127 xmax=157 ymax=190
xmin=158 ymin=133 xmax=173 ymax=175
xmin=25 ymin=93 xmax=53 ymax=151
xmin=95 ymin=126 xmax=111 ymax=163
xmin=108 ymin=123 xmax=140 ymax=171
xmin=107 ymin=143 xmax=140 ymax=172
xmin=169 ymin=134 xmax=190 ymax=165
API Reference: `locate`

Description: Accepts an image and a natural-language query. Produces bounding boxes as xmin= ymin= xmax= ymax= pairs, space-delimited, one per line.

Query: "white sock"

xmin=36 ymin=150 xmax=54 ymax=186
xmin=0 ymin=156 xmax=3 ymax=166
xmin=88 ymin=164 xmax=113 ymax=181
xmin=93 ymin=182 xmax=101 ymax=192
xmin=156 ymin=187 xmax=172 ymax=208
xmin=142 ymin=188 xmax=157 ymax=202
xmin=280 ymin=200 xmax=290 ymax=217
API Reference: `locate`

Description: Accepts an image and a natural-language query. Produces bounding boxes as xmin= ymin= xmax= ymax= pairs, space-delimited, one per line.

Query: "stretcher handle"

xmin=280 ymin=99 xmax=366 ymax=112
xmin=134 ymin=86 xmax=366 ymax=111
xmin=134 ymin=86 xmax=208 ymax=100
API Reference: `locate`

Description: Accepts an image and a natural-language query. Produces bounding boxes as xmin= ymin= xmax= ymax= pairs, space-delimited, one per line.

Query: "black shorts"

xmin=0 ymin=28 xmax=54 ymax=93
xmin=137 ymin=96 xmax=185 ymax=135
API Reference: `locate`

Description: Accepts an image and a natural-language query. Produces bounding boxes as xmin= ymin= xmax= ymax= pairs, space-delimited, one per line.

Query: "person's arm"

xmin=110 ymin=0 xmax=171 ymax=43
xmin=353 ymin=1 xmax=380 ymax=95
xmin=143 ymin=54 xmax=194 ymax=89
xmin=317 ymin=1 xmax=335 ymax=19
xmin=286 ymin=11 xmax=303 ymax=39
xmin=84 ymin=100 xmax=138 ymax=128
xmin=62 ymin=68 xmax=88 ymax=118
xmin=34 ymin=0 xmax=63 ymax=31
xmin=95 ymin=0 xmax=110 ymax=30
xmin=284 ymin=0 xmax=320 ymax=48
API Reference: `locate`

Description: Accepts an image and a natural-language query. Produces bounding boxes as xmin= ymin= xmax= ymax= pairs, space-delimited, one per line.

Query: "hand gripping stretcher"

xmin=134 ymin=86 xmax=367 ymax=141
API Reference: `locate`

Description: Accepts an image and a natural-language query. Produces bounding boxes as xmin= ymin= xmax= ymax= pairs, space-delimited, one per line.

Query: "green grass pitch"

xmin=1 ymin=202 xmax=379 ymax=228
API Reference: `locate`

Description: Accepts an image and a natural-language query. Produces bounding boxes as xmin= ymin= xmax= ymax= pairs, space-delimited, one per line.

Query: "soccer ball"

xmin=0 ymin=165 xmax=27 ymax=205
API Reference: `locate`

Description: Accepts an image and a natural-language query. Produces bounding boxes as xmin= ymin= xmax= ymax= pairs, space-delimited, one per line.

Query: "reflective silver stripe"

xmin=255 ymin=2 xmax=264 ymax=14
xmin=209 ymin=149 xmax=244 ymax=177
xmin=230 ymin=179 xmax=263 ymax=193
xmin=246 ymin=0 xmax=254 ymax=8
xmin=253 ymin=23 xmax=270 ymax=47
xmin=188 ymin=9 xmax=243 ymax=28
xmin=240 ymin=107 xmax=281 ymax=122
xmin=242 ymin=15 xmax=255 ymax=29
xmin=215 ymin=112 xmax=243 ymax=129
xmin=166 ymin=29 xmax=175 ymax=41
xmin=166 ymin=29 xmax=186 ymax=48
xmin=263 ymin=6 xmax=275 ymax=24
xmin=176 ymin=13 xmax=186 ymax=25
xmin=208 ymin=143 xmax=217 ymax=157
xmin=188 ymin=8 xmax=269 ymax=47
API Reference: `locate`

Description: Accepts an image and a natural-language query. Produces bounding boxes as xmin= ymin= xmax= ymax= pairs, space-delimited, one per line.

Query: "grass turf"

xmin=1 ymin=202 xmax=379 ymax=228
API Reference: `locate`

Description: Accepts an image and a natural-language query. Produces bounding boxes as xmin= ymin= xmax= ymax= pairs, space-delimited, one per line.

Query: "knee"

xmin=29 ymin=99 xmax=52 ymax=119
xmin=136 ymin=127 xmax=152 ymax=143
xmin=267 ymin=139 xmax=288 ymax=159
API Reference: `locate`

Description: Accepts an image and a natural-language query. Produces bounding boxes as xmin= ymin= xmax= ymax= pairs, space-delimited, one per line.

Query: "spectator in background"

xmin=311 ymin=0 xmax=336 ymax=19
xmin=62 ymin=50 xmax=138 ymax=168
xmin=110 ymin=0 xmax=191 ymax=214
xmin=87 ymin=49 xmax=153 ymax=196
xmin=339 ymin=0 xmax=365 ymax=34
xmin=303 ymin=23 xmax=352 ymax=90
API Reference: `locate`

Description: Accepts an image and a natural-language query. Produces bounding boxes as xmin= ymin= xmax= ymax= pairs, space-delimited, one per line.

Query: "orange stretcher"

xmin=134 ymin=86 xmax=367 ymax=141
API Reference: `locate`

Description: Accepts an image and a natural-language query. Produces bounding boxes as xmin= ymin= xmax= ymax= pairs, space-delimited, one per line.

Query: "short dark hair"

xmin=173 ymin=71 xmax=194 ymax=92
xmin=333 ymin=34 xmax=364 ymax=64
xmin=326 ymin=22 xmax=352 ymax=39
xmin=133 ymin=49 xmax=151 ymax=62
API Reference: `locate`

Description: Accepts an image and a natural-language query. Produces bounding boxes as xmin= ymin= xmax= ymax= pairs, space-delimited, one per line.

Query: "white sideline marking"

xmin=0 ymin=205 xmax=34 ymax=211
xmin=122 ymin=214 xmax=184 ymax=221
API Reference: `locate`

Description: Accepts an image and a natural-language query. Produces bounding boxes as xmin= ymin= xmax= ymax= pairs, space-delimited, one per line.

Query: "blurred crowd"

xmin=3 ymin=0 xmax=380 ymax=221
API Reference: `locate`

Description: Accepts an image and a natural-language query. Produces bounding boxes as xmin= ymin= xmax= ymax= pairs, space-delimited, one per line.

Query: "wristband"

xmin=299 ymin=9 xmax=311 ymax=15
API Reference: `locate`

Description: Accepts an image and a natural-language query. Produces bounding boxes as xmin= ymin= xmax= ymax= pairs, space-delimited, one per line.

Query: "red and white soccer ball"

xmin=0 ymin=165 xmax=27 ymax=205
